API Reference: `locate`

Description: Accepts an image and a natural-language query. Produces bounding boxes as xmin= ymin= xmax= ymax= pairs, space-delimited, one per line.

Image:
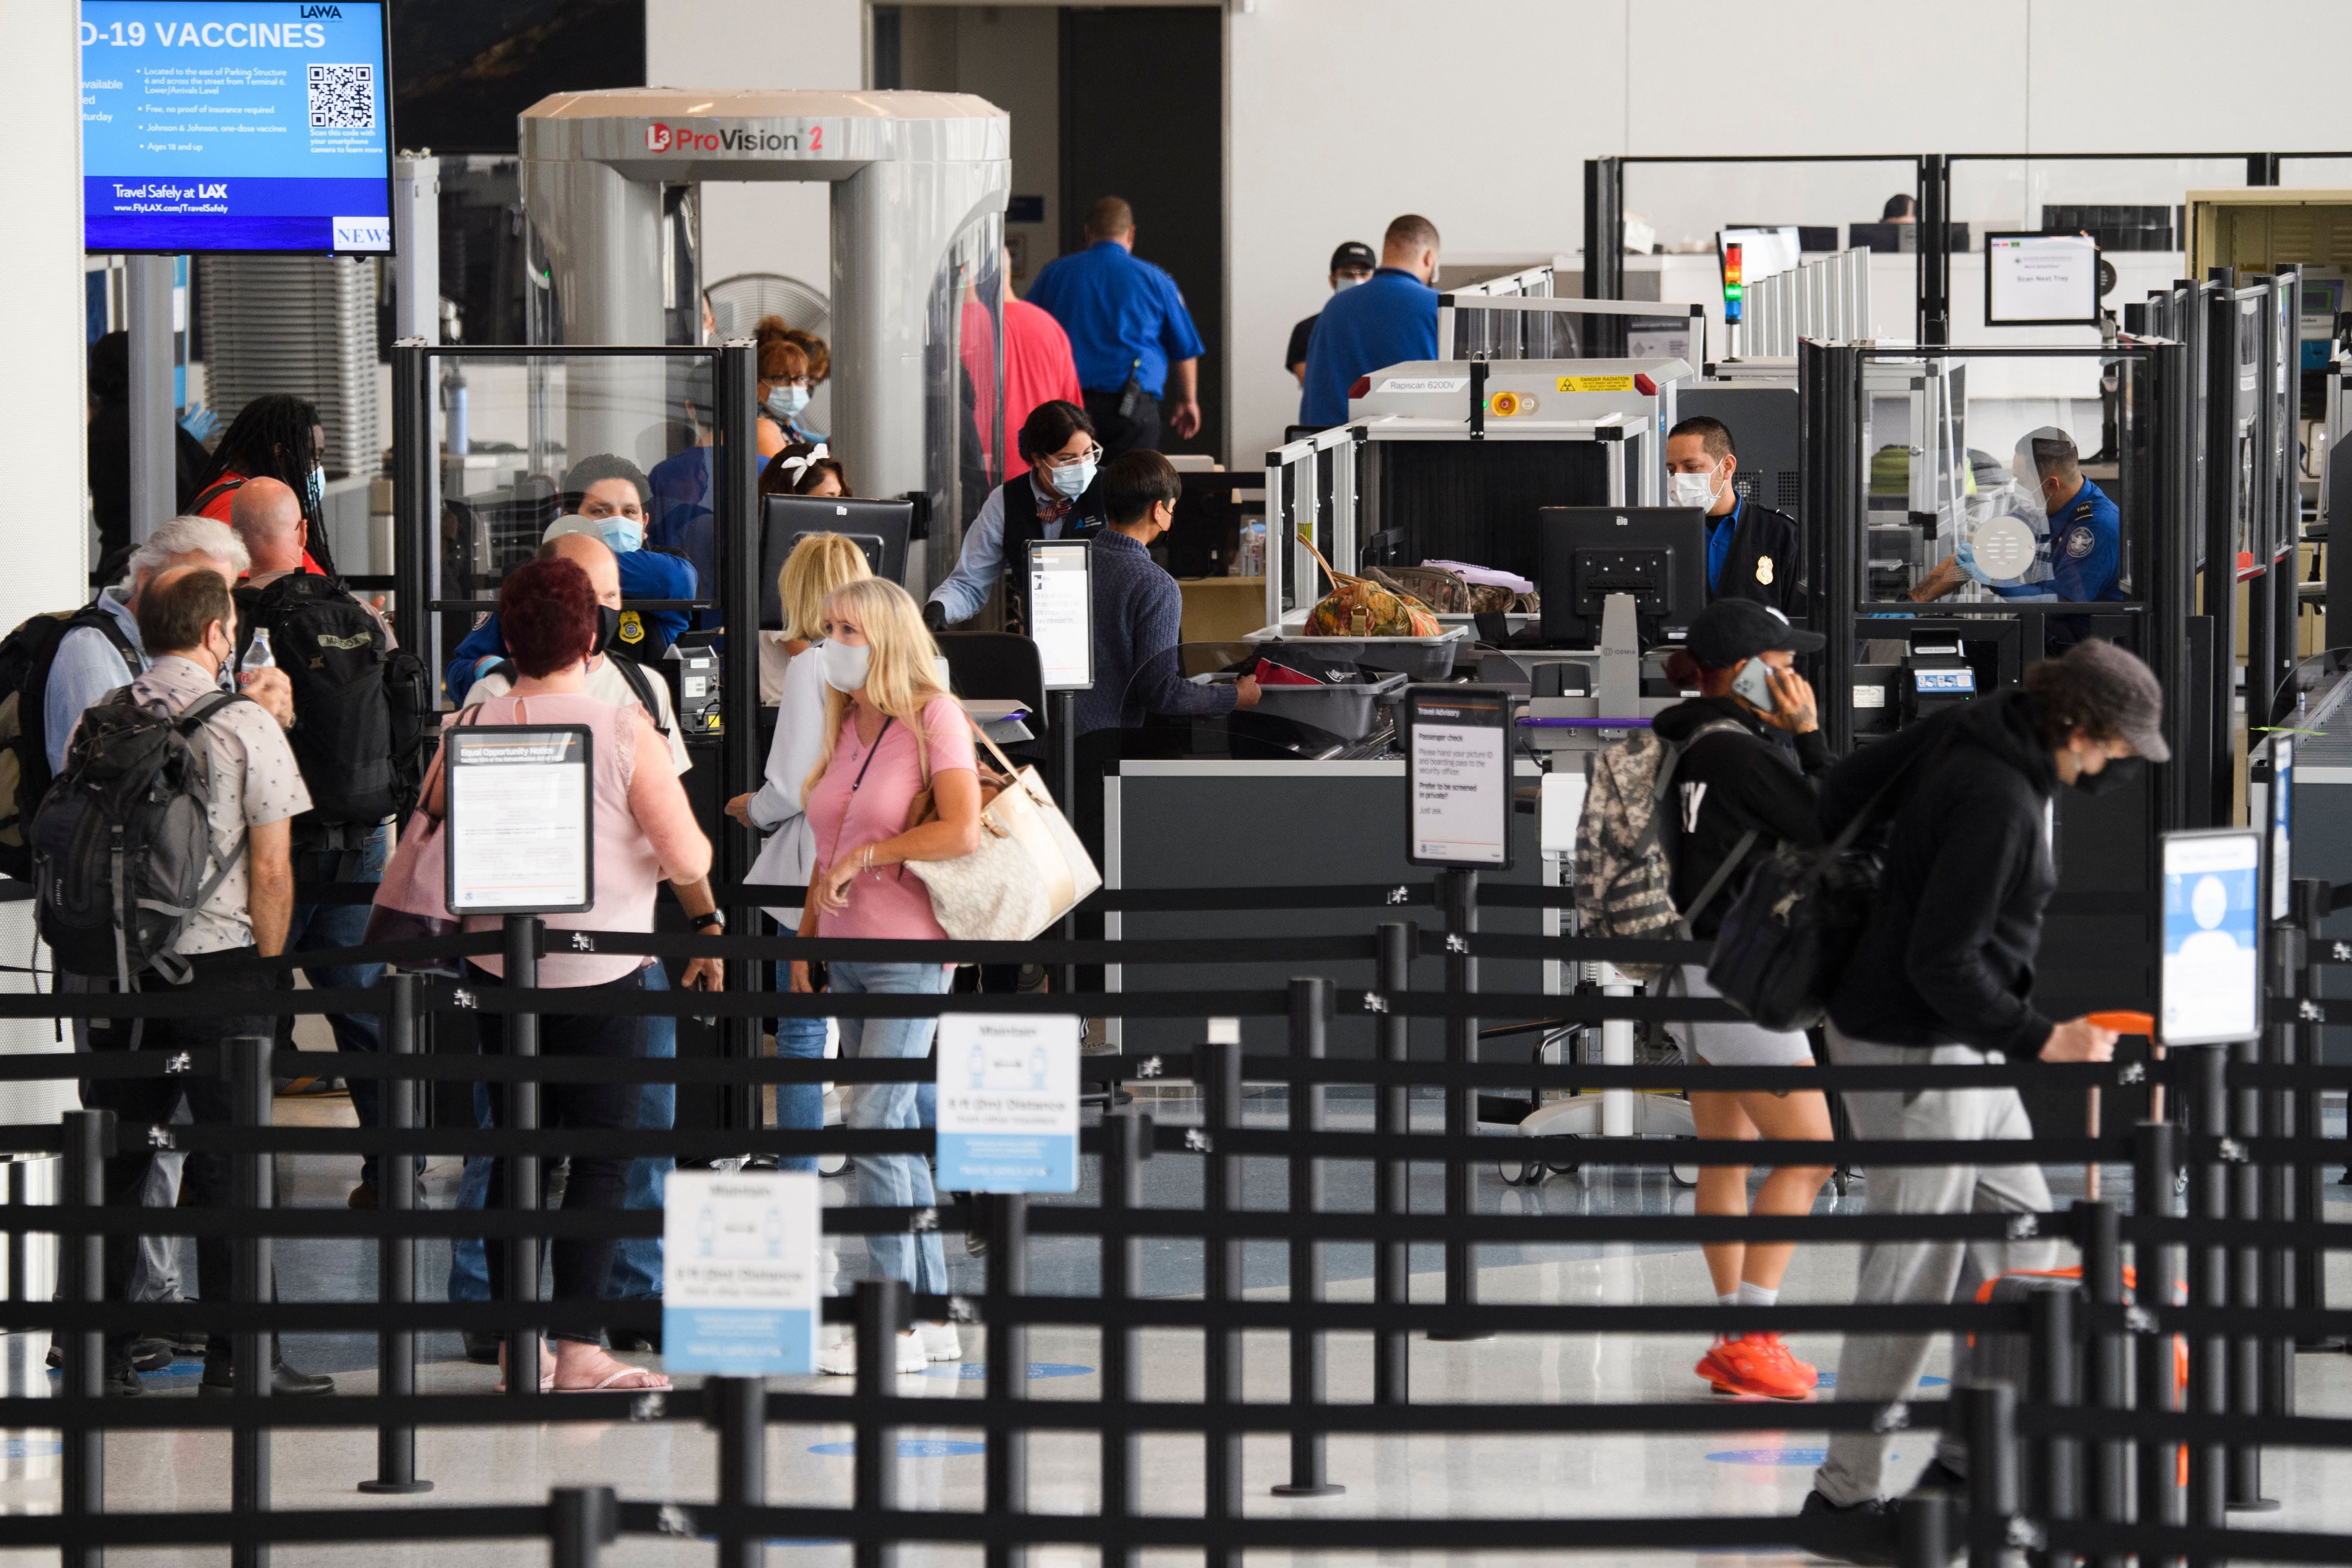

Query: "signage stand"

xmin=1027 ymin=538 xmax=1095 ymax=1025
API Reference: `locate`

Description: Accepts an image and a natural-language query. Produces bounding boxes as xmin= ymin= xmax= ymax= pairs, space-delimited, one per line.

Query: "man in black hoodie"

xmin=1799 ymin=639 xmax=2167 ymax=1565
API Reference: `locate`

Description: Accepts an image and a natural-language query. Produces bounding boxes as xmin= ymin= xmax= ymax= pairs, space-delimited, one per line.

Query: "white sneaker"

xmin=818 ymin=1331 xmax=926 ymax=1377
xmin=918 ymin=1322 xmax=961 ymax=1363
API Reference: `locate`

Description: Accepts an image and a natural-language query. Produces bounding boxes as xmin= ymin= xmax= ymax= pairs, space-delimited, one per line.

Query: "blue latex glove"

xmin=177 ymin=402 xmax=219 ymax=442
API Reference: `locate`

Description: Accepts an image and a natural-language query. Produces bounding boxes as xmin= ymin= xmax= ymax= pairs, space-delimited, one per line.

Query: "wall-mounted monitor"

xmin=81 ymin=0 xmax=394 ymax=254
xmin=1985 ymin=232 xmax=2102 ymax=328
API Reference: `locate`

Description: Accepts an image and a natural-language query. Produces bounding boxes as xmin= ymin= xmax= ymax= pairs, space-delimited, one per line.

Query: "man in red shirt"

xmin=1001 ymin=254 xmax=1083 ymax=480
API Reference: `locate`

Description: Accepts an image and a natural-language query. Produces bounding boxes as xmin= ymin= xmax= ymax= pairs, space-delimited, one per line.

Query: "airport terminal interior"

xmin=15 ymin=2 xmax=2352 ymax=1565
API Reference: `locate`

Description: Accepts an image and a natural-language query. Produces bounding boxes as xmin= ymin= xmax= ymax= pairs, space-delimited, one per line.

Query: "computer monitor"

xmin=1985 ymin=232 xmax=2103 ymax=328
xmin=758 ymin=495 xmax=914 ymax=628
xmin=1536 ymin=507 xmax=1711 ymax=646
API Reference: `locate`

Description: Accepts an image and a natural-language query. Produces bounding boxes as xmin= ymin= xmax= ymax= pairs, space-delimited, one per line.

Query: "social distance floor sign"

xmin=935 ymin=1014 xmax=1080 ymax=1193
xmin=662 ymin=1169 xmax=820 ymax=1375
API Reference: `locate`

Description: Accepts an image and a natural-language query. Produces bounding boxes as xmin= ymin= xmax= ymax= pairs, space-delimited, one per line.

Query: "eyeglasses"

xmin=1039 ymin=445 xmax=1104 ymax=469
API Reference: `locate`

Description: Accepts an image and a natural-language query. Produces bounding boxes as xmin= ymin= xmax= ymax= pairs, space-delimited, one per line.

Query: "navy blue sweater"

xmin=1074 ymin=529 xmax=1237 ymax=735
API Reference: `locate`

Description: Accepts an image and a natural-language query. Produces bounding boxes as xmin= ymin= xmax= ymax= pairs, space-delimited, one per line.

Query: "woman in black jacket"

xmin=1799 ymin=639 xmax=2162 ymax=1564
xmin=1654 ymin=599 xmax=1838 ymax=1403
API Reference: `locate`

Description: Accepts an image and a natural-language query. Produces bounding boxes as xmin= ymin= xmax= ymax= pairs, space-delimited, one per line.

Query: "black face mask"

xmin=595 ymin=604 xmax=621 ymax=655
xmin=2069 ymin=753 xmax=2145 ymax=796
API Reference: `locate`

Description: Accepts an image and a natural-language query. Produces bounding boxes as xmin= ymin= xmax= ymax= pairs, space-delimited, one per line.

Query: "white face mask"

xmin=1333 ymin=273 xmax=1368 ymax=292
xmin=1668 ymin=466 xmax=1723 ymax=511
xmin=820 ymin=638 xmax=871 ymax=694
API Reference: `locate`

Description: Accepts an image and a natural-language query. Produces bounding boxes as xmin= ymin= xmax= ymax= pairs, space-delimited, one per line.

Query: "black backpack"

xmin=32 ymin=688 xmax=250 ymax=986
xmin=234 ymin=573 xmax=431 ymax=834
xmin=0 ymin=601 xmax=138 ymax=881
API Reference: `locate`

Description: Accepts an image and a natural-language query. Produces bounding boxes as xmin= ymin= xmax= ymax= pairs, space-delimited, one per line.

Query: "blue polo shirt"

xmin=1023 ymin=240 xmax=1205 ymax=397
xmin=1299 ymin=267 xmax=1441 ymax=426
xmin=1988 ymin=476 xmax=2123 ymax=604
xmin=1706 ymin=499 xmax=1742 ymax=593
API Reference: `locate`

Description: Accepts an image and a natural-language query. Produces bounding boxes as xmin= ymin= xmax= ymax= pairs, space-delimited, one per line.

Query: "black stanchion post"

xmin=708 ymin=1375 xmax=767 ymax=1568
xmin=59 ymin=1108 xmax=109 ymax=1568
xmin=2226 ymin=1034 xmax=2278 ymax=1513
xmin=5 ymin=1157 xmax=25 ymax=1330
xmin=1273 ymin=977 xmax=1341 ymax=1497
xmin=853 ymin=1278 xmax=909 ymax=1568
xmin=1099 ymin=1112 xmax=1148 ymax=1568
xmin=2133 ymin=1119 xmax=2183 ymax=1533
xmin=549 ymin=1487 xmax=616 ymax=1568
xmin=1898 ymin=1488 xmax=1954 ymax=1568
xmin=229 ymin=1033 xmax=274 ymax=1568
xmin=1051 ymin=689 xmax=1078 ymax=1000
xmin=2079 ymin=1199 xmax=2129 ymax=1565
xmin=504 ymin=914 xmax=543 ymax=1399
xmin=360 ymin=973 xmax=431 ymax=1494
xmin=1960 ymin=1382 xmax=2017 ymax=1568
xmin=984 ymin=1192 xmax=1029 ymax=1568
xmin=2028 ymin=1280 xmax=2080 ymax=1533
xmin=2289 ymin=878 xmax=2340 ymax=1349
xmin=1374 ymin=920 xmax=1412 ymax=1404
xmin=1430 ymin=868 xmax=1489 ymax=1340
xmin=2184 ymin=1050 xmax=2229 ymax=1530
xmin=1200 ymin=1039 xmax=1243 ymax=1566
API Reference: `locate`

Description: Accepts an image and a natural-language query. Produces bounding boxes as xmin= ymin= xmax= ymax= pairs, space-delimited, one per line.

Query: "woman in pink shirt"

xmin=789 ymin=578 xmax=981 ymax=1375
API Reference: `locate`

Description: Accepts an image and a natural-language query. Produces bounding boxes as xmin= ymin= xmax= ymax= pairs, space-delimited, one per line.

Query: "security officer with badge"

xmin=1908 ymin=426 xmax=2120 ymax=648
xmin=1665 ymin=416 xmax=1804 ymax=619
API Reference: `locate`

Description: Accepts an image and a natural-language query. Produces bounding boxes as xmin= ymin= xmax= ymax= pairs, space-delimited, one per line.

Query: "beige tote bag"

xmin=905 ymin=719 xmax=1101 ymax=942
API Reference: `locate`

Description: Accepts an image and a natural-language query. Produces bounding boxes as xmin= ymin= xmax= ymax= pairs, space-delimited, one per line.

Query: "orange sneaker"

xmin=1695 ymin=1334 xmax=1815 ymax=1400
xmin=1762 ymin=1332 xmax=1820 ymax=1388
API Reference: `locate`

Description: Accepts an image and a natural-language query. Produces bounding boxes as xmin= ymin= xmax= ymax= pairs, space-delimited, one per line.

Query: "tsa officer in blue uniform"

xmin=1910 ymin=427 xmax=2120 ymax=646
xmin=1300 ymin=214 xmax=1444 ymax=428
xmin=1024 ymin=197 xmax=1206 ymax=457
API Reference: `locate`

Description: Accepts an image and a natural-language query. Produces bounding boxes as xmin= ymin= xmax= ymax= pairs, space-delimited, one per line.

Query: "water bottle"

xmin=239 ymin=627 xmax=275 ymax=680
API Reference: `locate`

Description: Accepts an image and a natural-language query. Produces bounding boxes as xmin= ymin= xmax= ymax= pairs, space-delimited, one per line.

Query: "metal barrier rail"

xmin=0 ymin=891 xmax=2344 ymax=1567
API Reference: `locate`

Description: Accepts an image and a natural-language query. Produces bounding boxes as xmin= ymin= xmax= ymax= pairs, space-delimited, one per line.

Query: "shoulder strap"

xmin=609 ymin=655 xmax=672 ymax=738
xmin=1678 ymin=828 xmax=1761 ymax=936
xmin=1649 ymin=718 xmax=1748 ymax=804
xmin=188 ymin=477 xmax=244 ymax=514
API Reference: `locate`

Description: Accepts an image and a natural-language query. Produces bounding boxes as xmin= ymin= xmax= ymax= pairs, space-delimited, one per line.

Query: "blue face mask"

xmin=598 ymin=517 xmax=644 ymax=553
xmin=1048 ymin=460 xmax=1096 ymax=499
xmin=766 ymin=384 xmax=810 ymax=422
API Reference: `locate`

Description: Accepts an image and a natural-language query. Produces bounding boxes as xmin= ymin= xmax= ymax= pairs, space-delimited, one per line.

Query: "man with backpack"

xmin=38 ymin=567 xmax=333 ymax=1397
xmin=230 ymin=478 xmax=429 ymax=1209
xmin=1796 ymin=640 xmax=2160 ymax=1564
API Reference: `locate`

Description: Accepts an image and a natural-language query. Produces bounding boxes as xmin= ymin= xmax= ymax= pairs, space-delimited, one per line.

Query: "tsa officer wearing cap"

xmin=1666 ymin=416 xmax=1804 ymax=618
xmin=1287 ymin=242 xmax=1378 ymax=386
xmin=1023 ymin=196 xmax=1206 ymax=457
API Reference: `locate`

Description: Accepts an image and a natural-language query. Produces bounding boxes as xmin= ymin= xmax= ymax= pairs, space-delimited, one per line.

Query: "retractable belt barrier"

xmin=0 ymin=879 xmax=2343 ymax=1567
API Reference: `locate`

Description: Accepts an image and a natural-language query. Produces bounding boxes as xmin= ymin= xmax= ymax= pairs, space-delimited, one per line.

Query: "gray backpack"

xmin=31 ymin=688 xmax=249 ymax=987
xmin=1571 ymin=720 xmax=1751 ymax=981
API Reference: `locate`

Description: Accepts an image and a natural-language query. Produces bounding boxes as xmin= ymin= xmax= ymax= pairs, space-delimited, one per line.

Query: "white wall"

xmin=6 ymin=0 xmax=94 ymax=1120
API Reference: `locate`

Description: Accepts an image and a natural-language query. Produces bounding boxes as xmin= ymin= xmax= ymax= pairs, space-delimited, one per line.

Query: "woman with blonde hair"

xmin=727 ymin=535 xmax=874 ymax=1177
xmin=791 ymin=577 xmax=982 ymax=1375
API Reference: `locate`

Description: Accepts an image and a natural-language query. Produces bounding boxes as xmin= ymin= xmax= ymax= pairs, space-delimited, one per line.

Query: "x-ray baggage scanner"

xmin=519 ymin=89 xmax=1011 ymax=588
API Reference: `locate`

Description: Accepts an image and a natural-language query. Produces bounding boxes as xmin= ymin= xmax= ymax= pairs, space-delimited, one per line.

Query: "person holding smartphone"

xmin=1652 ymin=597 xmax=1840 ymax=1402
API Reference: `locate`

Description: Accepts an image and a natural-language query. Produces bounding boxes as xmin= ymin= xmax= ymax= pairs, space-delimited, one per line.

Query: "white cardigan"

xmin=746 ymin=644 xmax=831 ymax=924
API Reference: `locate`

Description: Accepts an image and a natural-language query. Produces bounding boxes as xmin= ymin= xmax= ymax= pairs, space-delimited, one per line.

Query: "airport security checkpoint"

xmin=30 ymin=11 xmax=2352 ymax=1562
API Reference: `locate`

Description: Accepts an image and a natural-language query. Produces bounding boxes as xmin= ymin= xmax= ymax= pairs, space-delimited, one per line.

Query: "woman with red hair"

xmin=423 ymin=555 xmax=714 ymax=1392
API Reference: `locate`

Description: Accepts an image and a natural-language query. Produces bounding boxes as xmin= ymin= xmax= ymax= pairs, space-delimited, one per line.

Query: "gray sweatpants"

xmin=1813 ymin=1028 xmax=2057 ymax=1508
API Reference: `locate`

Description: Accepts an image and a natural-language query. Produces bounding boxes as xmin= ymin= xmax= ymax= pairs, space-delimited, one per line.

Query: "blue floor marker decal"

xmin=1811 ymin=1372 xmax=1945 ymax=1390
xmin=1707 ymin=1448 xmax=1901 ymax=1466
xmin=810 ymin=1439 xmax=985 ymax=1458
xmin=918 ymin=1362 xmax=1092 ymax=1380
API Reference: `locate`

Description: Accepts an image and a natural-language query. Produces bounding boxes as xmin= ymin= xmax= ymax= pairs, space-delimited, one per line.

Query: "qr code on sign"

xmin=307 ymin=63 xmax=376 ymax=130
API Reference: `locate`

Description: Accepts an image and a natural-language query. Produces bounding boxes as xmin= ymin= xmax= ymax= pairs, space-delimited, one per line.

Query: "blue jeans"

xmin=447 ymin=1081 xmax=493 ymax=1303
xmin=831 ymin=961 xmax=950 ymax=1296
xmin=287 ymin=826 xmax=388 ymax=1183
xmin=606 ymin=964 xmax=676 ymax=1299
xmin=773 ymin=963 xmax=826 ymax=1172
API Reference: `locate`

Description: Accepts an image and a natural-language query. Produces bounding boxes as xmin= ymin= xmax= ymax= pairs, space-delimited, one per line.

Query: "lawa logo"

xmin=332 ymin=216 xmax=390 ymax=252
xmin=644 ymin=123 xmax=673 ymax=152
xmin=302 ymin=4 xmax=343 ymax=14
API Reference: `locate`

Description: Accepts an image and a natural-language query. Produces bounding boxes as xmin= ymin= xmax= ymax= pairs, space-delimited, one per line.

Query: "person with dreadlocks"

xmin=188 ymin=395 xmax=336 ymax=580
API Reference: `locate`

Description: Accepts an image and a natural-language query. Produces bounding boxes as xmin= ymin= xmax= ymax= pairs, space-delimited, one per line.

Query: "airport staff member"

xmin=1024 ymin=197 xmax=1205 ymax=456
xmin=925 ymin=400 xmax=1110 ymax=635
xmin=1300 ymin=215 xmax=1443 ymax=428
xmin=1907 ymin=428 xmax=2121 ymax=644
xmin=1666 ymin=415 xmax=1803 ymax=617
xmin=1286 ymin=242 xmax=1377 ymax=386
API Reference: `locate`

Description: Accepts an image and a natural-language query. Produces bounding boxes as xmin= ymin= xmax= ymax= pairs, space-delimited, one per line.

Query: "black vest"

xmin=997 ymin=471 xmax=1107 ymax=636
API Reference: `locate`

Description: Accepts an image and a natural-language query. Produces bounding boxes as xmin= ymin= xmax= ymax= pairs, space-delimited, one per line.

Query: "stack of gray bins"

xmin=196 ymin=255 xmax=381 ymax=478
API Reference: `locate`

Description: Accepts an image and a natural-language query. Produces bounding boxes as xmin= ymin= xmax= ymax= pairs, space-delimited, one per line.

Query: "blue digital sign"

xmin=80 ymin=1 xmax=392 ymax=254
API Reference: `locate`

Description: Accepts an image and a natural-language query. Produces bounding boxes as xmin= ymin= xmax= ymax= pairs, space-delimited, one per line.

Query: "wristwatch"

xmin=689 ymin=910 xmax=726 ymax=934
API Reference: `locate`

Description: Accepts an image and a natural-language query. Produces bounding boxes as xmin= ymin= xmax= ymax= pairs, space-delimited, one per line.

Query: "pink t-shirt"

xmin=804 ymin=695 xmax=976 ymax=941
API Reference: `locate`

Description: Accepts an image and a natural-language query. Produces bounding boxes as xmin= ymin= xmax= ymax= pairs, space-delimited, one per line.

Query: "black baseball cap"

xmin=1330 ymin=241 xmax=1377 ymax=274
xmin=1686 ymin=598 xmax=1825 ymax=669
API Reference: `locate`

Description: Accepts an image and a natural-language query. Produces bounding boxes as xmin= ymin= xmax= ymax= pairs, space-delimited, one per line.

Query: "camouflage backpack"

xmin=1572 ymin=720 xmax=1749 ymax=980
